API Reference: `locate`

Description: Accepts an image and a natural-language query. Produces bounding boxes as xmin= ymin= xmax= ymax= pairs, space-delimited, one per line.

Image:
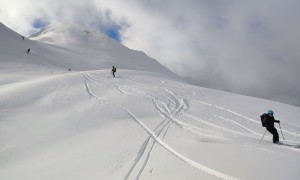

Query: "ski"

xmin=275 ymin=142 xmax=300 ymax=148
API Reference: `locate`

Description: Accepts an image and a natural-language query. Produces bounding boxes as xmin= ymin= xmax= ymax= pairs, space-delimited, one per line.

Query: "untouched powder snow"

xmin=0 ymin=22 xmax=300 ymax=180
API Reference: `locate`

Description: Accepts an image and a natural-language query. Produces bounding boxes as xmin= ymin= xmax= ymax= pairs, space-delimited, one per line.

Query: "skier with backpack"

xmin=260 ymin=110 xmax=281 ymax=143
xmin=112 ymin=66 xmax=116 ymax=78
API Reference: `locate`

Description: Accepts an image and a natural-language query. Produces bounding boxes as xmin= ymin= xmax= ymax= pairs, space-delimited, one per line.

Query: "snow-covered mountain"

xmin=0 ymin=22 xmax=300 ymax=180
xmin=1 ymin=22 xmax=175 ymax=77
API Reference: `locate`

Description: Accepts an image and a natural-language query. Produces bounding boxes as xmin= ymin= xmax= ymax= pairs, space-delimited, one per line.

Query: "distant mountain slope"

xmin=0 ymin=22 xmax=176 ymax=77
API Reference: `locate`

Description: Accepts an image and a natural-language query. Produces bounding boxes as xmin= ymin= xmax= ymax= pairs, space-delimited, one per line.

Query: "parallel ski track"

xmin=191 ymin=100 xmax=300 ymax=138
xmin=118 ymin=104 xmax=240 ymax=180
xmin=114 ymin=78 xmax=187 ymax=179
xmin=183 ymin=112 xmax=259 ymax=138
xmin=107 ymin=75 xmax=240 ymax=180
xmin=275 ymin=144 xmax=300 ymax=152
xmin=83 ymin=72 xmax=300 ymax=179
xmin=112 ymin=77 xmax=225 ymax=140
xmin=84 ymin=72 xmax=240 ymax=179
xmin=114 ymin=79 xmax=263 ymax=139
xmin=124 ymin=119 xmax=172 ymax=180
xmin=83 ymin=73 xmax=107 ymax=101
xmin=188 ymin=98 xmax=300 ymax=150
xmin=111 ymin=75 xmax=300 ymax=151
xmin=84 ymin=73 xmax=180 ymax=179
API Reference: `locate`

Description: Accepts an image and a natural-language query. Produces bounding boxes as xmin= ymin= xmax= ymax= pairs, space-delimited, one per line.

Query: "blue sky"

xmin=104 ymin=27 xmax=121 ymax=41
xmin=33 ymin=18 xmax=49 ymax=29
xmin=32 ymin=18 xmax=121 ymax=41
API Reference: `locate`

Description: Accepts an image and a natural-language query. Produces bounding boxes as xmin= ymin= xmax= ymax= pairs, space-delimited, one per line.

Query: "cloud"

xmin=1 ymin=0 xmax=300 ymax=106
xmin=0 ymin=0 xmax=127 ymax=36
xmin=119 ymin=0 xmax=300 ymax=106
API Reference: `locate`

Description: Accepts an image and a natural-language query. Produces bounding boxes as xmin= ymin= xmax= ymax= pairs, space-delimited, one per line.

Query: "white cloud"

xmin=1 ymin=0 xmax=300 ymax=106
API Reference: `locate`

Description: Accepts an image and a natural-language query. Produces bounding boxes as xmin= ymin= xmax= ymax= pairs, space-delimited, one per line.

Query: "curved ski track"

xmin=191 ymin=100 xmax=300 ymax=139
xmin=82 ymin=72 xmax=300 ymax=180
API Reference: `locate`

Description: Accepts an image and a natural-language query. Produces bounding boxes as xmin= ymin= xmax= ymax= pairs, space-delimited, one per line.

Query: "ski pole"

xmin=259 ymin=129 xmax=267 ymax=144
xmin=279 ymin=123 xmax=285 ymax=140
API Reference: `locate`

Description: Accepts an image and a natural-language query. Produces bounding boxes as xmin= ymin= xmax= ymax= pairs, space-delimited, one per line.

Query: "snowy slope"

xmin=0 ymin=22 xmax=175 ymax=76
xmin=1 ymin=22 xmax=300 ymax=180
xmin=29 ymin=22 xmax=176 ymax=76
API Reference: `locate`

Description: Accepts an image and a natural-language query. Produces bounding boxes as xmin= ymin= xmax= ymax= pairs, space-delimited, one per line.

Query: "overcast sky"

xmin=1 ymin=0 xmax=300 ymax=106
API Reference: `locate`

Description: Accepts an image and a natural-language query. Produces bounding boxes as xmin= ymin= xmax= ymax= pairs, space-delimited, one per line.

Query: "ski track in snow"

xmin=112 ymin=77 xmax=226 ymax=141
xmin=118 ymin=105 xmax=240 ymax=180
xmin=83 ymin=73 xmax=107 ymax=101
xmin=183 ymin=113 xmax=257 ymax=138
xmin=106 ymin=75 xmax=240 ymax=180
xmin=183 ymin=99 xmax=300 ymax=146
xmin=113 ymin=78 xmax=190 ymax=179
xmin=124 ymin=119 xmax=172 ymax=180
xmin=83 ymin=72 xmax=241 ymax=179
xmin=192 ymin=100 xmax=258 ymax=124
xmin=244 ymin=145 xmax=285 ymax=155
xmin=191 ymin=100 xmax=300 ymax=139
xmin=211 ymin=114 xmax=261 ymax=136
xmin=84 ymin=73 xmax=181 ymax=179
xmin=82 ymin=72 xmax=299 ymax=180
xmin=115 ymin=76 xmax=300 ymax=150
xmin=273 ymin=144 xmax=300 ymax=153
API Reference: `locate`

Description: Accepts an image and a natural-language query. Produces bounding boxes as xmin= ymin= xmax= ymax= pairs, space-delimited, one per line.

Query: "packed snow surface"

xmin=0 ymin=22 xmax=300 ymax=180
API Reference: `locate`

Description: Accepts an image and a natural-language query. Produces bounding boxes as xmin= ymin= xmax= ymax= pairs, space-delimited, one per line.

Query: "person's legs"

xmin=266 ymin=126 xmax=279 ymax=143
xmin=273 ymin=128 xmax=279 ymax=143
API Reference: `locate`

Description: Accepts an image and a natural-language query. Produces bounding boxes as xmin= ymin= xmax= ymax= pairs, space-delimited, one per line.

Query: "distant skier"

xmin=27 ymin=48 xmax=30 ymax=54
xmin=21 ymin=36 xmax=24 ymax=40
xmin=260 ymin=110 xmax=280 ymax=143
xmin=112 ymin=66 xmax=116 ymax=78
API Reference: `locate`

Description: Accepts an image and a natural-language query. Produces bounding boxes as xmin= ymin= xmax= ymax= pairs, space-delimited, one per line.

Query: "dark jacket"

xmin=261 ymin=113 xmax=279 ymax=127
xmin=112 ymin=67 xmax=116 ymax=73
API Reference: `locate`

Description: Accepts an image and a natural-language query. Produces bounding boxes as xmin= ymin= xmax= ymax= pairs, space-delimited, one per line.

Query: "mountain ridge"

xmin=0 ymin=21 xmax=176 ymax=78
xmin=29 ymin=22 xmax=118 ymax=46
